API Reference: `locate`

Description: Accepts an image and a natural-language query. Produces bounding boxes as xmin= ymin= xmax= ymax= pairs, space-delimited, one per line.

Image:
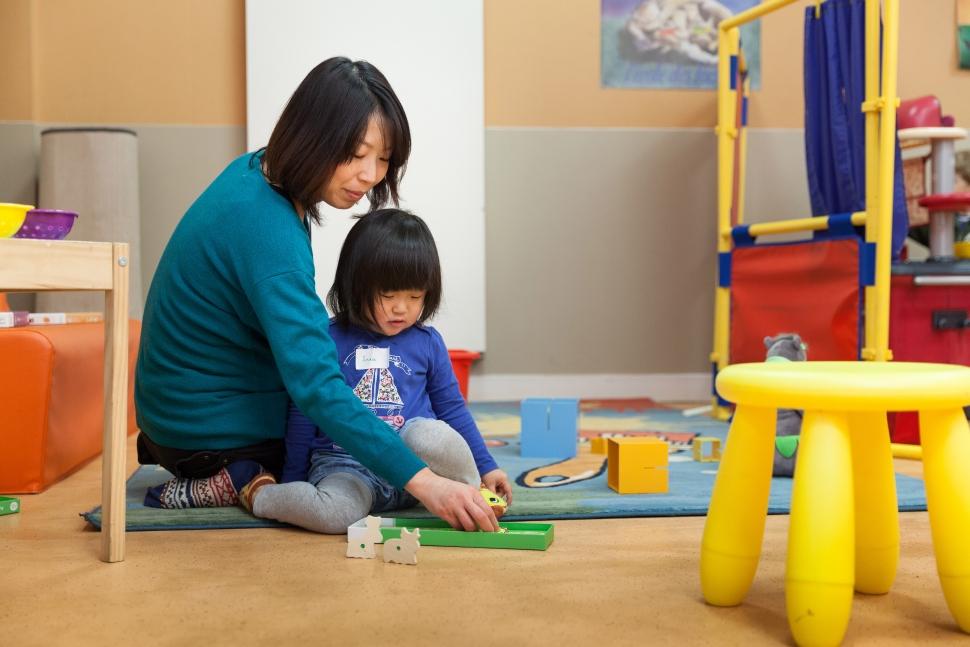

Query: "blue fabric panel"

xmin=730 ymin=55 xmax=738 ymax=90
xmin=803 ymin=0 xmax=909 ymax=258
xmin=718 ymin=252 xmax=732 ymax=287
xmin=741 ymin=96 xmax=749 ymax=126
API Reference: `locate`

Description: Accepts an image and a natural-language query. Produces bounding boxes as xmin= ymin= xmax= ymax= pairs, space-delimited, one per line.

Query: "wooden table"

xmin=0 ymin=238 xmax=129 ymax=562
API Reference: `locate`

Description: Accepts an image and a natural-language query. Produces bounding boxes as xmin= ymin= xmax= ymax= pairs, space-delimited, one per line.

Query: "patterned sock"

xmin=238 ymin=472 xmax=278 ymax=513
xmin=144 ymin=460 xmax=263 ymax=509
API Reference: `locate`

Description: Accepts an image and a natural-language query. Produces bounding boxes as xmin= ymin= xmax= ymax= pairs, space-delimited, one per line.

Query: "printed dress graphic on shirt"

xmin=342 ymin=345 xmax=413 ymax=430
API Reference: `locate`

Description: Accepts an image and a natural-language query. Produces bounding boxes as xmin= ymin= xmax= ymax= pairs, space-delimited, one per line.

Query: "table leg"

xmin=919 ymin=407 xmax=970 ymax=633
xmin=786 ymin=411 xmax=854 ymax=647
xmin=100 ymin=243 xmax=129 ymax=563
xmin=701 ymin=405 xmax=774 ymax=606
xmin=848 ymin=411 xmax=899 ymax=594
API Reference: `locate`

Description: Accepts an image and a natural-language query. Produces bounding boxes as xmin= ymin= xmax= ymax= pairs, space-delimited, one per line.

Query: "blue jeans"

xmin=306 ymin=420 xmax=424 ymax=514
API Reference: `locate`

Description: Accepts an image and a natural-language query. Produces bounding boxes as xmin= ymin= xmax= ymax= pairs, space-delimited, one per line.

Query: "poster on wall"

xmin=601 ymin=0 xmax=762 ymax=89
xmin=959 ymin=0 xmax=970 ymax=69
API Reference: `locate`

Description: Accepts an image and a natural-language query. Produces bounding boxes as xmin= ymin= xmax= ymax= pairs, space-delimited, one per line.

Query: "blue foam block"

xmin=520 ymin=398 xmax=578 ymax=458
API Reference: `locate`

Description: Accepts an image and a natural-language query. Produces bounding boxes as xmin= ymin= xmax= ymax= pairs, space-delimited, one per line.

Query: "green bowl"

xmin=0 ymin=203 xmax=35 ymax=238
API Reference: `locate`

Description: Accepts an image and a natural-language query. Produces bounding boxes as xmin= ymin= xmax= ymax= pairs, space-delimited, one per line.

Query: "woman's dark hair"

xmin=328 ymin=209 xmax=442 ymax=329
xmin=261 ymin=57 xmax=411 ymax=225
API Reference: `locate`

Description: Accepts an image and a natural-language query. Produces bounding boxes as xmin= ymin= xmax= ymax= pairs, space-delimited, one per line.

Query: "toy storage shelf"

xmin=0 ymin=238 xmax=130 ymax=563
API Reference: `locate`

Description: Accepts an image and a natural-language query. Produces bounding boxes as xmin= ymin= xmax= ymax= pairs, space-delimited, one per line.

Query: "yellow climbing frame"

xmin=710 ymin=0 xmax=900 ymax=418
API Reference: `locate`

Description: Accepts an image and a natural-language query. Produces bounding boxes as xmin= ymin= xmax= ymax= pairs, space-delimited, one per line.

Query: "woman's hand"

xmin=481 ymin=468 xmax=513 ymax=506
xmin=404 ymin=467 xmax=499 ymax=532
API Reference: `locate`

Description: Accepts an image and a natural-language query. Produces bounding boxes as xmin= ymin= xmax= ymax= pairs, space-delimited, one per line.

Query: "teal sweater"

xmin=134 ymin=153 xmax=426 ymax=488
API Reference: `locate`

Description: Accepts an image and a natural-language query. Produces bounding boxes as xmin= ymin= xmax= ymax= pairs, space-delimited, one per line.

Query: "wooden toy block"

xmin=520 ymin=398 xmax=579 ymax=458
xmin=692 ymin=436 xmax=722 ymax=462
xmin=590 ymin=437 xmax=609 ymax=454
xmin=607 ymin=437 xmax=669 ymax=494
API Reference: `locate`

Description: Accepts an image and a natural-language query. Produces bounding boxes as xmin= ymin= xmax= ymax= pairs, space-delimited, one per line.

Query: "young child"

xmin=241 ymin=209 xmax=512 ymax=533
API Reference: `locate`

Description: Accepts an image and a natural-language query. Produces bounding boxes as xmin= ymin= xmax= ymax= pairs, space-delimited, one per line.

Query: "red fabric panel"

xmin=730 ymin=239 xmax=860 ymax=364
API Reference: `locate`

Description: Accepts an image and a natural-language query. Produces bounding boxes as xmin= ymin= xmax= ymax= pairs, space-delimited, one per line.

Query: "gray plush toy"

xmin=764 ymin=333 xmax=807 ymax=478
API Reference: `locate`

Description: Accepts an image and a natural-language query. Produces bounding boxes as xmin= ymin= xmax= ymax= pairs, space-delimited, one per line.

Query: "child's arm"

xmin=425 ymin=329 xmax=500 ymax=478
xmin=281 ymin=400 xmax=317 ymax=482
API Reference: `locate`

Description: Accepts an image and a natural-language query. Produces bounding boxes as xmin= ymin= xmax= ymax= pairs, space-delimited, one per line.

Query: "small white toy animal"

xmin=383 ymin=527 xmax=421 ymax=565
xmin=346 ymin=515 xmax=383 ymax=559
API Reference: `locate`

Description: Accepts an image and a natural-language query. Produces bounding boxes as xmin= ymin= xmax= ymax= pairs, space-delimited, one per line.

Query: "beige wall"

xmin=1 ymin=0 xmax=244 ymax=124
xmin=485 ymin=0 xmax=970 ymax=129
xmin=7 ymin=1 xmax=964 ymax=128
xmin=1 ymin=0 xmax=967 ymax=378
xmin=0 ymin=0 xmax=35 ymax=121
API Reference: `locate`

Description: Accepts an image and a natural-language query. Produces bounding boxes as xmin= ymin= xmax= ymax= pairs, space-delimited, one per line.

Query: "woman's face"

xmin=321 ymin=114 xmax=391 ymax=209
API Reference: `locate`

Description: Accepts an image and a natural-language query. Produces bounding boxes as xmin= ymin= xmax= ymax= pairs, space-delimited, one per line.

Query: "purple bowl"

xmin=14 ymin=209 xmax=79 ymax=240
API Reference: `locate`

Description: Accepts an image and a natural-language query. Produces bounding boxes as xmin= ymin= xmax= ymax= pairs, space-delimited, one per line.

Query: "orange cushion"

xmin=0 ymin=293 xmax=9 ymax=311
xmin=0 ymin=320 xmax=141 ymax=493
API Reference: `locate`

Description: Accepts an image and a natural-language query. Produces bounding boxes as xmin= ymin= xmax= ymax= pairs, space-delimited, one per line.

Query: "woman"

xmin=134 ymin=57 xmax=498 ymax=532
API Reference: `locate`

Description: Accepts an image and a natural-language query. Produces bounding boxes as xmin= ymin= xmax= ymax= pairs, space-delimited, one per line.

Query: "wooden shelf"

xmin=0 ymin=238 xmax=130 ymax=562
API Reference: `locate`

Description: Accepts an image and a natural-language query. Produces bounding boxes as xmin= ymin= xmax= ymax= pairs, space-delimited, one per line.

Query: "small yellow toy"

xmin=480 ymin=486 xmax=507 ymax=518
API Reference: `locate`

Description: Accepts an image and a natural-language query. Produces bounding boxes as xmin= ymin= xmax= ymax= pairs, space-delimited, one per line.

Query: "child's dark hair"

xmin=328 ymin=209 xmax=442 ymax=329
xmin=259 ymin=57 xmax=411 ymax=225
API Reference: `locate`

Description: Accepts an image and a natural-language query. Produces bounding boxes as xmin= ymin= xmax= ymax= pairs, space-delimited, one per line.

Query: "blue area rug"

xmin=82 ymin=399 xmax=927 ymax=531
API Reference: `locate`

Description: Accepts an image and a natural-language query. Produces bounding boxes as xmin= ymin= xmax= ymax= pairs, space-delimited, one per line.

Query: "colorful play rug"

xmin=83 ymin=398 xmax=928 ymax=531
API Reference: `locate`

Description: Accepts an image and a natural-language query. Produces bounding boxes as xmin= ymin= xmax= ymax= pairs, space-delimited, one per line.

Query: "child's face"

xmin=369 ymin=290 xmax=426 ymax=336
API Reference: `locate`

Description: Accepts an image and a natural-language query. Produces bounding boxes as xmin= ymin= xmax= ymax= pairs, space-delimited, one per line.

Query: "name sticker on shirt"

xmin=356 ymin=346 xmax=390 ymax=370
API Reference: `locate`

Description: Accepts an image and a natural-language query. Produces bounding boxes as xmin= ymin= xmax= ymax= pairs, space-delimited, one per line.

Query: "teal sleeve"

xmin=248 ymin=270 xmax=426 ymax=488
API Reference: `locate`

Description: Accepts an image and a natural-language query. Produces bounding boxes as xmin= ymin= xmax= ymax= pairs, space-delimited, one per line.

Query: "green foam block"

xmin=0 ymin=496 xmax=21 ymax=516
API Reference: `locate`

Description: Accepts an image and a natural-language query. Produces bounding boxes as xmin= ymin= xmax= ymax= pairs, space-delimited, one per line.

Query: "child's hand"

xmin=481 ymin=468 xmax=513 ymax=506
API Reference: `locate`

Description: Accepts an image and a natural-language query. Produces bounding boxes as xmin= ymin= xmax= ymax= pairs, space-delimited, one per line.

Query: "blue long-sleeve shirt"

xmin=134 ymin=152 xmax=426 ymax=488
xmin=281 ymin=322 xmax=498 ymax=483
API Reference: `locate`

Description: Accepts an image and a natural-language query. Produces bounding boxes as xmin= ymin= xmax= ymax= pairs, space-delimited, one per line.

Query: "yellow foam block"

xmin=692 ymin=436 xmax=722 ymax=462
xmin=607 ymin=437 xmax=669 ymax=494
xmin=590 ymin=437 xmax=609 ymax=454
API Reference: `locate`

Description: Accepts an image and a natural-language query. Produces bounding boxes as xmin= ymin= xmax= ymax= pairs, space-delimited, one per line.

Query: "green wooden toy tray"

xmin=348 ymin=517 xmax=554 ymax=551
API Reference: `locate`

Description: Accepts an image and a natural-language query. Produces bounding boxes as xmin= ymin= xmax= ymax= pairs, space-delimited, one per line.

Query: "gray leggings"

xmin=252 ymin=418 xmax=479 ymax=534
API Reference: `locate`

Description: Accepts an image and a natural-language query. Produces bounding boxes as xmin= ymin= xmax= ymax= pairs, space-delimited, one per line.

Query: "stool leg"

xmin=786 ymin=411 xmax=854 ymax=647
xmin=919 ymin=408 xmax=970 ymax=633
xmin=848 ymin=412 xmax=899 ymax=594
xmin=701 ymin=405 xmax=774 ymax=606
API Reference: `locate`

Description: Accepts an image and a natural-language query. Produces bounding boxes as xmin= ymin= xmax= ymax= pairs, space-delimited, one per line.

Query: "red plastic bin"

xmin=448 ymin=349 xmax=481 ymax=401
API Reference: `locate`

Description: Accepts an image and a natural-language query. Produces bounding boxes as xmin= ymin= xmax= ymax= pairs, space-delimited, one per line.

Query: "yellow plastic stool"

xmin=701 ymin=361 xmax=970 ymax=646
